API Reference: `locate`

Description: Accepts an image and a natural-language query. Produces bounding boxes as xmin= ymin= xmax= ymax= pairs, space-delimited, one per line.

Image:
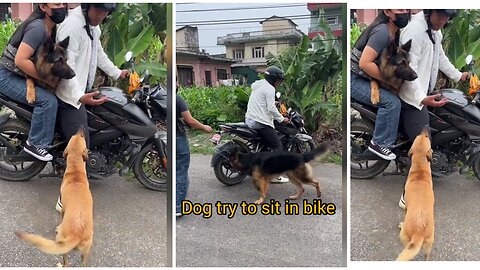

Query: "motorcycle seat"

xmin=0 ymin=93 xmax=34 ymax=113
xmin=225 ymin=122 xmax=249 ymax=128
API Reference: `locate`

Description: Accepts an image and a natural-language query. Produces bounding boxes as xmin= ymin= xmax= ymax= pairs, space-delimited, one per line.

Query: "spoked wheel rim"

xmin=141 ymin=148 xmax=167 ymax=185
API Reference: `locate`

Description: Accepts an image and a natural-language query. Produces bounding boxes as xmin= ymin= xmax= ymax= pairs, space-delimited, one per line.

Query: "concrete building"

xmin=217 ymin=16 xmax=303 ymax=74
xmin=307 ymin=3 xmax=343 ymax=39
xmin=176 ymin=26 xmax=236 ymax=87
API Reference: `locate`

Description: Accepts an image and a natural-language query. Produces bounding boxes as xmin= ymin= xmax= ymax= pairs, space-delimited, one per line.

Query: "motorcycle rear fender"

xmin=210 ymin=139 xmax=249 ymax=167
xmin=351 ymin=102 xmax=377 ymax=123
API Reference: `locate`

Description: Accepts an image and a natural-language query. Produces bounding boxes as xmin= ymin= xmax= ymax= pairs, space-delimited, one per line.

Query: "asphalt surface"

xmin=351 ymin=164 xmax=480 ymax=261
xmin=176 ymin=154 xmax=344 ymax=267
xmin=0 ymin=166 xmax=167 ymax=267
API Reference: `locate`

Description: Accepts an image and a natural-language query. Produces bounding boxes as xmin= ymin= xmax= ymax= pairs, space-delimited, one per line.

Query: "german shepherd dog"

xmin=26 ymin=36 xmax=75 ymax=104
xmin=370 ymin=39 xmax=418 ymax=105
xmin=230 ymin=143 xmax=329 ymax=204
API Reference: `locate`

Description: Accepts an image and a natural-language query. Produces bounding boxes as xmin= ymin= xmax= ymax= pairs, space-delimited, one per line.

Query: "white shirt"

xmin=56 ymin=7 xmax=122 ymax=108
xmin=399 ymin=11 xmax=462 ymax=110
xmin=245 ymin=79 xmax=284 ymax=128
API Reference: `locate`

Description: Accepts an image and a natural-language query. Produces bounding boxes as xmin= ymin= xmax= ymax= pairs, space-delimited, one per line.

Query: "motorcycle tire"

xmin=292 ymin=139 xmax=315 ymax=153
xmin=133 ymin=142 xmax=167 ymax=191
xmin=213 ymin=157 xmax=247 ymax=186
xmin=0 ymin=119 xmax=47 ymax=181
xmin=471 ymin=155 xmax=480 ymax=181
xmin=351 ymin=118 xmax=390 ymax=179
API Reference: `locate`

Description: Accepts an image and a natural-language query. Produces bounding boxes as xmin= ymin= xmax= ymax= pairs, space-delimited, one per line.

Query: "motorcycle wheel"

xmin=213 ymin=157 xmax=247 ymax=186
xmin=133 ymin=142 xmax=167 ymax=191
xmin=471 ymin=156 xmax=480 ymax=181
xmin=292 ymin=139 xmax=315 ymax=153
xmin=0 ymin=119 xmax=47 ymax=181
xmin=351 ymin=118 xmax=390 ymax=179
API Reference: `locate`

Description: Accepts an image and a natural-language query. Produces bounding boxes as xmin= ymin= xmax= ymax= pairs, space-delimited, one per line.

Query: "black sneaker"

xmin=23 ymin=140 xmax=53 ymax=161
xmin=368 ymin=140 xmax=396 ymax=160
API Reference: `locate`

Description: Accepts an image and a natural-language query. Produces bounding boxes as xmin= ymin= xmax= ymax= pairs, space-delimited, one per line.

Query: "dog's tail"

xmin=396 ymin=234 xmax=423 ymax=261
xmin=15 ymin=231 xmax=78 ymax=255
xmin=302 ymin=143 xmax=329 ymax=163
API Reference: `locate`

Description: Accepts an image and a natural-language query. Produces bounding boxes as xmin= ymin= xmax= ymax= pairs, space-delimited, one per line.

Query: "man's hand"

xmin=203 ymin=124 xmax=213 ymax=133
xmin=422 ymin=94 xmax=448 ymax=107
xmin=79 ymin=91 xmax=108 ymax=106
xmin=119 ymin=70 xmax=130 ymax=79
xmin=460 ymin=72 xmax=470 ymax=82
xmin=282 ymin=117 xmax=290 ymax=123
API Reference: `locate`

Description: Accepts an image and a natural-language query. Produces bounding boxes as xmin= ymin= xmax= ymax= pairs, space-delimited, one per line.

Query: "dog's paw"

xmin=56 ymin=262 xmax=64 ymax=267
xmin=254 ymin=198 xmax=264 ymax=205
xmin=26 ymin=91 xmax=36 ymax=104
xmin=371 ymin=95 xmax=379 ymax=105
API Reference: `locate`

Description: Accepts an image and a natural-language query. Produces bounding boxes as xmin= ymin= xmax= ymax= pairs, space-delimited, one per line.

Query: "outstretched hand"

xmin=422 ymin=94 xmax=448 ymax=107
xmin=79 ymin=91 xmax=108 ymax=106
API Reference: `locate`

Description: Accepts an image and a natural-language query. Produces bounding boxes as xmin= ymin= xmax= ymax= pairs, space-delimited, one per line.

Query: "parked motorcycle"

xmin=0 ymin=54 xmax=168 ymax=191
xmin=210 ymin=93 xmax=315 ymax=185
xmin=351 ymin=55 xmax=480 ymax=181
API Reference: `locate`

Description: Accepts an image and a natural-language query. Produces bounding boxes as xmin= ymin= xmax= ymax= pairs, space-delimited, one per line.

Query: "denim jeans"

xmin=0 ymin=69 xmax=58 ymax=148
xmin=351 ymin=73 xmax=401 ymax=148
xmin=176 ymin=134 xmax=190 ymax=213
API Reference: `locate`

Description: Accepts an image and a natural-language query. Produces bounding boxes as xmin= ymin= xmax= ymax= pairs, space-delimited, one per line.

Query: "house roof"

xmin=176 ymin=49 xmax=237 ymax=63
xmin=176 ymin=25 xmax=198 ymax=32
xmin=260 ymin=16 xmax=298 ymax=27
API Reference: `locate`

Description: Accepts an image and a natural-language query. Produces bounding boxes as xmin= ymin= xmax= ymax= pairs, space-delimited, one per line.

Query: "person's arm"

xmin=438 ymin=43 xmax=463 ymax=82
xmin=95 ymin=28 xmax=124 ymax=79
xmin=14 ymin=43 xmax=42 ymax=80
xmin=181 ymin=110 xmax=212 ymax=133
xmin=358 ymin=46 xmax=383 ymax=81
xmin=358 ymin=25 xmax=389 ymax=82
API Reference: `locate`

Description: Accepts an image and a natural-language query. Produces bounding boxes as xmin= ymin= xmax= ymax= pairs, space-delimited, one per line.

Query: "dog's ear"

xmin=401 ymin=39 xmax=412 ymax=53
xmin=426 ymin=149 xmax=433 ymax=162
xmin=82 ymin=148 xmax=89 ymax=162
xmin=386 ymin=42 xmax=397 ymax=57
xmin=408 ymin=147 xmax=413 ymax=158
xmin=58 ymin=36 xmax=70 ymax=50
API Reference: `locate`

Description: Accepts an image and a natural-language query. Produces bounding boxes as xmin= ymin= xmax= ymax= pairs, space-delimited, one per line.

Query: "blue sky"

xmin=176 ymin=3 xmax=311 ymax=54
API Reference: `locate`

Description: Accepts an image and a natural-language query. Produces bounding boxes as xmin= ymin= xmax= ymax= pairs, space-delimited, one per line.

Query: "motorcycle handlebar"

xmin=132 ymin=90 xmax=142 ymax=103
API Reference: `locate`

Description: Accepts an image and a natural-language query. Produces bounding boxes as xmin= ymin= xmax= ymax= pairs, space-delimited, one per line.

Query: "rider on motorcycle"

xmin=397 ymin=9 xmax=469 ymax=209
xmin=55 ymin=3 xmax=130 ymax=147
xmin=245 ymin=65 xmax=290 ymax=183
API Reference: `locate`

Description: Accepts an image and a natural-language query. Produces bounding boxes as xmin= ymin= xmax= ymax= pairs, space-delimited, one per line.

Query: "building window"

xmin=233 ymin=49 xmax=244 ymax=59
xmin=177 ymin=66 xmax=194 ymax=87
xmin=326 ymin=16 xmax=338 ymax=26
xmin=252 ymin=46 xmax=264 ymax=58
xmin=217 ymin=69 xmax=228 ymax=80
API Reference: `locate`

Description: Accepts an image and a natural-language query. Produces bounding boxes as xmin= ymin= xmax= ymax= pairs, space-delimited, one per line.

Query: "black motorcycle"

xmin=0 ymin=85 xmax=168 ymax=191
xmin=210 ymin=100 xmax=315 ymax=186
xmin=351 ymin=56 xmax=480 ymax=180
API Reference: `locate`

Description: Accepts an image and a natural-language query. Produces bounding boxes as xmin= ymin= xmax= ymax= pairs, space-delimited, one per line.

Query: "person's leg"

xmin=176 ymin=135 xmax=190 ymax=214
xmin=57 ymin=100 xmax=90 ymax=147
xmin=400 ymin=101 xmax=430 ymax=141
xmin=255 ymin=125 xmax=282 ymax=151
xmin=0 ymin=70 xmax=57 ymax=160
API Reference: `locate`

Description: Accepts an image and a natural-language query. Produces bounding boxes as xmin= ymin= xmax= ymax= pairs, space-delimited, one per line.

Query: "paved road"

xmin=176 ymin=154 xmax=344 ymax=267
xmin=351 ymin=164 xmax=480 ymax=261
xmin=0 ymin=167 xmax=167 ymax=267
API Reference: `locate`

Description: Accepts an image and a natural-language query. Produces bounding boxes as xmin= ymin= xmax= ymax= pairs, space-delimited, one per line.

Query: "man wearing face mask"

xmin=0 ymin=3 xmax=67 ymax=161
xmin=351 ymin=9 xmax=411 ymax=160
xmin=53 ymin=3 xmax=129 ymax=213
xmin=55 ymin=3 xmax=130 ymax=149
xmin=397 ymin=9 xmax=469 ymax=209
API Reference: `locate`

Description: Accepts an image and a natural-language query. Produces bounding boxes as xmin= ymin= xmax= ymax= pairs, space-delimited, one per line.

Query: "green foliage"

xmin=101 ymin=3 xmax=167 ymax=82
xmin=177 ymin=86 xmax=252 ymax=128
xmin=350 ymin=23 xmax=366 ymax=49
xmin=267 ymin=8 xmax=342 ymax=132
xmin=0 ymin=19 xmax=20 ymax=52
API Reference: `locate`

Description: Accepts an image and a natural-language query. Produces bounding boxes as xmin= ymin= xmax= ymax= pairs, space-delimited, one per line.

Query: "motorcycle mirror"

xmin=276 ymin=92 xmax=281 ymax=98
xmin=125 ymin=51 xmax=133 ymax=62
xmin=466 ymin=55 xmax=473 ymax=65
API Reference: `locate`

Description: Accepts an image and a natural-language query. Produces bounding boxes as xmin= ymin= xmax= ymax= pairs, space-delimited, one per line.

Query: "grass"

xmin=186 ymin=130 xmax=343 ymax=165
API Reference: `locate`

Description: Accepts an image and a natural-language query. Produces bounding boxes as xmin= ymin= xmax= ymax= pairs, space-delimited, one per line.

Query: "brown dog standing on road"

xmin=396 ymin=128 xmax=434 ymax=261
xmin=15 ymin=127 xmax=93 ymax=267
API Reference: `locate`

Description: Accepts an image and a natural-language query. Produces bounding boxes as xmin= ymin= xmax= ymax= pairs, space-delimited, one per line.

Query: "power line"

xmin=176 ymin=14 xmax=317 ymax=26
xmin=188 ymin=23 xmax=315 ymax=32
xmin=177 ymin=4 xmax=307 ymax=13
xmin=176 ymin=38 xmax=340 ymax=49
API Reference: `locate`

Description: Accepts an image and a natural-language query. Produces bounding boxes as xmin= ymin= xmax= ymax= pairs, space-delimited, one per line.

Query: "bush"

xmin=0 ymin=19 xmax=20 ymax=52
xmin=177 ymin=86 xmax=251 ymax=128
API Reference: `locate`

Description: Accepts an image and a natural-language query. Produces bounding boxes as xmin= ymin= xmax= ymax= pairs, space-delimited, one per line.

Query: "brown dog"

xmin=230 ymin=144 xmax=328 ymax=204
xmin=15 ymin=127 xmax=93 ymax=266
xmin=396 ymin=128 xmax=434 ymax=261
xmin=370 ymin=39 xmax=417 ymax=105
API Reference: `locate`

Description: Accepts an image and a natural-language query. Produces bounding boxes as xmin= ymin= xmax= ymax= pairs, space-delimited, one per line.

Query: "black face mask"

xmin=393 ymin=13 xmax=410 ymax=29
xmin=48 ymin=7 xmax=66 ymax=24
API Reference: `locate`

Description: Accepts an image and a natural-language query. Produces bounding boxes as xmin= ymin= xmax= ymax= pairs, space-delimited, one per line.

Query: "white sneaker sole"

xmin=367 ymin=146 xmax=396 ymax=160
xmin=23 ymin=147 xmax=53 ymax=162
xmin=55 ymin=197 xmax=63 ymax=213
